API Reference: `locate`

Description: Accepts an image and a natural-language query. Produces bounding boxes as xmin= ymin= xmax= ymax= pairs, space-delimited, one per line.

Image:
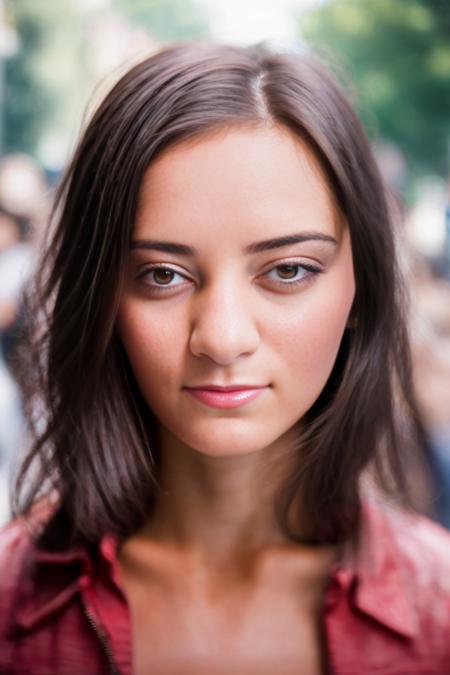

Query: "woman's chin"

xmin=176 ymin=427 xmax=290 ymax=460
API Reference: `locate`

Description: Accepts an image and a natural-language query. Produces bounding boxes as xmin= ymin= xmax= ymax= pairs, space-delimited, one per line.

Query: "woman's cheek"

xmin=273 ymin=296 xmax=350 ymax=398
xmin=117 ymin=302 xmax=178 ymax=386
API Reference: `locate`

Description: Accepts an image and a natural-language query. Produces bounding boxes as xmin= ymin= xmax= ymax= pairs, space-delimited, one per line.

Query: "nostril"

xmin=188 ymin=318 xmax=260 ymax=364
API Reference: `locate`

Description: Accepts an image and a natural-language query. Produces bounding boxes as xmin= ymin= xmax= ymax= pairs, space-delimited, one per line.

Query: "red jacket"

xmin=1 ymin=500 xmax=450 ymax=674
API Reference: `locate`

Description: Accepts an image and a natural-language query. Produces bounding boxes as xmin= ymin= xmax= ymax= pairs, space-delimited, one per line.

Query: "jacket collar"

xmin=15 ymin=499 xmax=418 ymax=638
xmin=334 ymin=497 xmax=418 ymax=639
xmin=13 ymin=545 xmax=93 ymax=631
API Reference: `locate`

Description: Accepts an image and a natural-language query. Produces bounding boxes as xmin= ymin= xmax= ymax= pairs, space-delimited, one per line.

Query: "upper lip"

xmin=186 ymin=384 xmax=267 ymax=391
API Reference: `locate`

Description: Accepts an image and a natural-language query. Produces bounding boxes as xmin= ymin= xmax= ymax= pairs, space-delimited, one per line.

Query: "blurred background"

xmin=0 ymin=0 xmax=449 ymax=527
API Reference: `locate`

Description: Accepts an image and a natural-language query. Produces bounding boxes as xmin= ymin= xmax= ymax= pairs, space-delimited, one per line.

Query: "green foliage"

xmin=4 ymin=0 xmax=50 ymax=156
xmin=300 ymin=0 xmax=450 ymax=180
xmin=3 ymin=0 xmax=85 ymax=160
xmin=111 ymin=0 xmax=208 ymax=40
xmin=3 ymin=0 xmax=209 ymax=162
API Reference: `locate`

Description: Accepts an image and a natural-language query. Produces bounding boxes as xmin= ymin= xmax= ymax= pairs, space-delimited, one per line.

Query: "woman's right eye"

xmin=137 ymin=265 xmax=190 ymax=292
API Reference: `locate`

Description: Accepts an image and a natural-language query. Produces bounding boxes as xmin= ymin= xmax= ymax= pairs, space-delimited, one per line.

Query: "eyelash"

xmin=136 ymin=261 xmax=323 ymax=294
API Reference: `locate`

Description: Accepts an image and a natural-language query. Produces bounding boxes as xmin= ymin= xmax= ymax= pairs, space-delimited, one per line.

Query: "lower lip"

xmin=185 ymin=388 xmax=267 ymax=409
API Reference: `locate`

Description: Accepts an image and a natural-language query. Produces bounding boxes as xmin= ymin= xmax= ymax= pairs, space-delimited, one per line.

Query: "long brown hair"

xmin=13 ymin=42 xmax=424 ymax=547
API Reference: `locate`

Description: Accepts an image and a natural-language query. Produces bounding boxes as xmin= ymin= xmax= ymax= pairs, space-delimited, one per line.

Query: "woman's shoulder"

xmin=0 ymin=513 xmax=39 ymax=576
xmin=0 ymin=515 xmax=38 ymax=635
xmin=372 ymin=500 xmax=450 ymax=573
xmin=0 ymin=509 xmax=118 ymax=673
xmin=0 ymin=499 xmax=52 ymax=547
xmin=0 ymin=504 xmax=58 ymax=620
xmin=328 ymin=498 xmax=450 ymax=668
xmin=329 ymin=500 xmax=450 ymax=670
xmin=359 ymin=499 xmax=450 ymax=612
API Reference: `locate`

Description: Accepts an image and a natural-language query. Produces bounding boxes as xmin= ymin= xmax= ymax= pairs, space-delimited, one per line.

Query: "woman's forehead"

xmin=133 ymin=124 xmax=342 ymax=244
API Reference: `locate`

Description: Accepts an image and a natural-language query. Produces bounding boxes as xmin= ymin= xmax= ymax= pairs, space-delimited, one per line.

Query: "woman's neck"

xmin=138 ymin=425 xmax=302 ymax=570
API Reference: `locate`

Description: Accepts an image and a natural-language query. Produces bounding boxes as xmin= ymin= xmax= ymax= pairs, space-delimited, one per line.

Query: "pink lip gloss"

xmin=185 ymin=388 xmax=266 ymax=409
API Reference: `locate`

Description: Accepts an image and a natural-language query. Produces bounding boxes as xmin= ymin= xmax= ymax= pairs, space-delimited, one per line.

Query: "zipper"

xmin=83 ymin=604 xmax=121 ymax=675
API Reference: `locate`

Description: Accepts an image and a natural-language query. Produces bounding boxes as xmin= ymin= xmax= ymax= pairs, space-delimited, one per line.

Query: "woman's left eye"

xmin=264 ymin=263 xmax=322 ymax=287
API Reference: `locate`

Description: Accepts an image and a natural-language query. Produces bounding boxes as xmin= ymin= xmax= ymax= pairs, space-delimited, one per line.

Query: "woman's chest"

xmin=126 ymin=575 xmax=328 ymax=675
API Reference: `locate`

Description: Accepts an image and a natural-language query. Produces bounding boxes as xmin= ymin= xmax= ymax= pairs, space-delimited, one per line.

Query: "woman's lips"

xmin=184 ymin=386 xmax=267 ymax=409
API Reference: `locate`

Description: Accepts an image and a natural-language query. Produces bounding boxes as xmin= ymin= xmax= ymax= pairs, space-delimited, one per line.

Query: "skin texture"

xmin=116 ymin=123 xmax=355 ymax=674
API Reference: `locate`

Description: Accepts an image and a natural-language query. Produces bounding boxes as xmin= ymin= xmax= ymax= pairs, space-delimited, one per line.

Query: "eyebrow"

xmin=129 ymin=232 xmax=338 ymax=256
xmin=244 ymin=232 xmax=338 ymax=254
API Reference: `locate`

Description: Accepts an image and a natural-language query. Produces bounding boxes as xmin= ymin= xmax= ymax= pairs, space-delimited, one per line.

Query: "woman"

xmin=1 ymin=42 xmax=449 ymax=674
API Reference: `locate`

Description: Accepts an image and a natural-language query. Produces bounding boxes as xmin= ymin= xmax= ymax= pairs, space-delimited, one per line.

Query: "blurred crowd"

xmin=0 ymin=153 xmax=51 ymax=520
xmin=407 ymin=184 xmax=450 ymax=527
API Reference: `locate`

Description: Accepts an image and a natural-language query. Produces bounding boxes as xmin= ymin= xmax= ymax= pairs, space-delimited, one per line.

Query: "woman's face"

xmin=116 ymin=124 xmax=355 ymax=458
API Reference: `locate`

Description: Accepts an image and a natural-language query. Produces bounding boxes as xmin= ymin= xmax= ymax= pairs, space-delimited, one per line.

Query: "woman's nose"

xmin=188 ymin=280 xmax=260 ymax=366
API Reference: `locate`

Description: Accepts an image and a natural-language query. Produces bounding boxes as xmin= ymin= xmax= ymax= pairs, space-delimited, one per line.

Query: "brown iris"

xmin=276 ymin=264 xmax=298 ymax=279
xmin=154 ymin=268 xmax=174 ymax=285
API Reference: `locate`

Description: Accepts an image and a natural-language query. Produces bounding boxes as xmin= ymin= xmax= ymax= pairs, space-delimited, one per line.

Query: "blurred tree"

xmin=112 ymin=0 xmax=208 ymax=40
xmin=3 ymin=0 xmax=84 ymax=160
xmin=301 ymin=0 xmax=450 ymax=184
xmin=4 ymin=0 xmax=208 ymax=164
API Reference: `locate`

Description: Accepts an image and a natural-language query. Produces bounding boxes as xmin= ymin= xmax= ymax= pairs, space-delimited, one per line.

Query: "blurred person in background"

xmin=445 ymin=177 xmax=450 ymax=282
xmin=0 ymin=155 xmax=48 ymax=501
xmin=407 ymin=218 xmax=450 ymax=528
xmin=0 ymin=209 xmax=25 ymax=469
xmin=411 ymin=268 xmax=450 ymax=527
xmin=375 ymin=148 xmax=450 ymax=527
xmin=1 ymin=43 xmax=450 ymax=674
